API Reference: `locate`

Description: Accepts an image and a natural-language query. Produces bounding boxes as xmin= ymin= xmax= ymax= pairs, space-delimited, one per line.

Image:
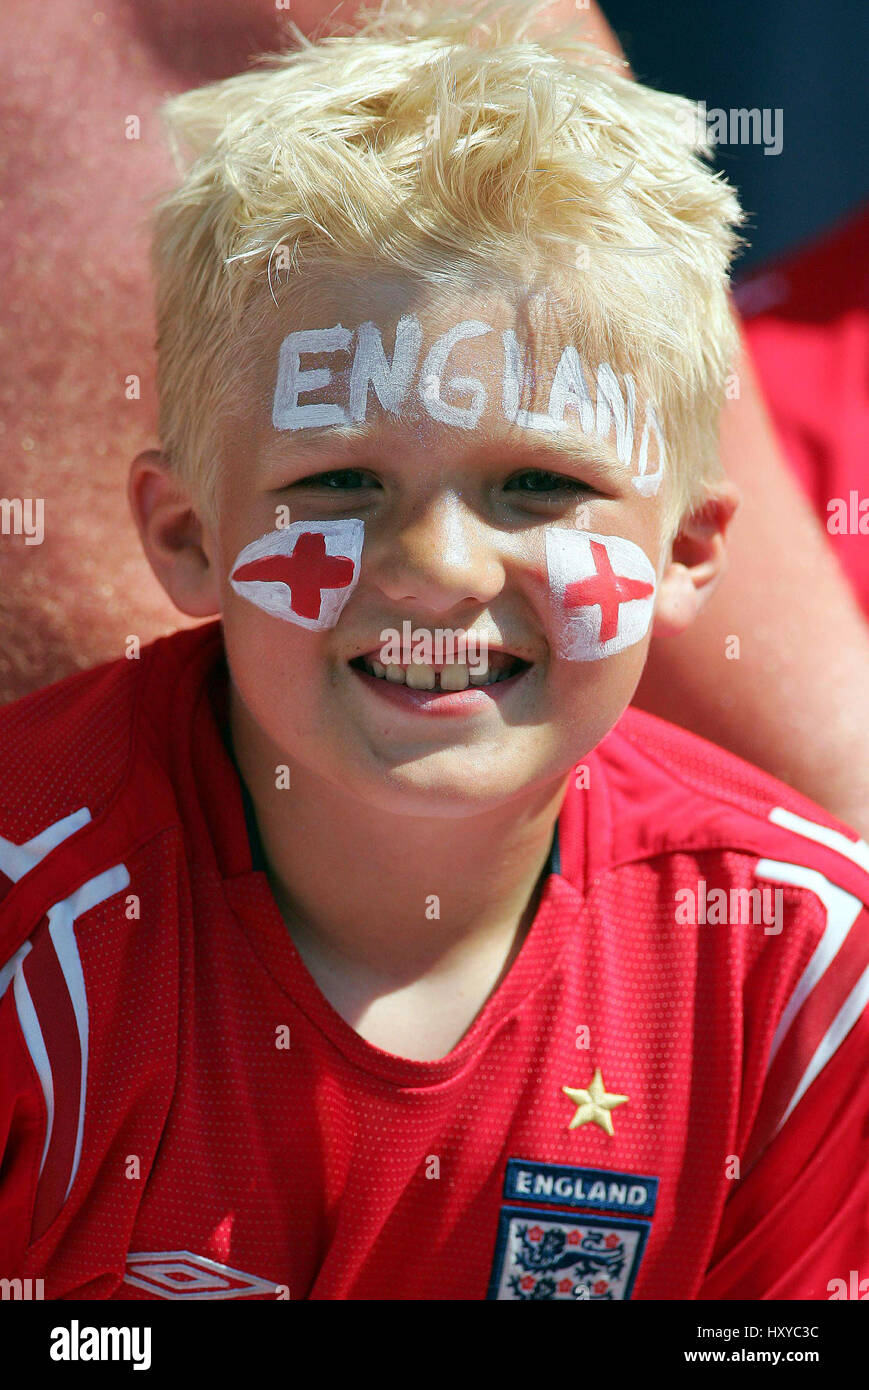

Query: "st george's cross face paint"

xmin=546 ymin=529 xmax=657 ymax=661
xmin=229 ymin=518 xmax=364 ymax=630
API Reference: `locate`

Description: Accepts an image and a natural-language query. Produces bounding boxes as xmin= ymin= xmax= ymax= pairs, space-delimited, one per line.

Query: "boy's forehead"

xmin=266 ymin=266 xmax=577 ymax=346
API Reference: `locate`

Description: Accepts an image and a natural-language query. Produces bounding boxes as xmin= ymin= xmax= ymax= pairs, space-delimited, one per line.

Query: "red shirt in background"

xmin=736 ymin=201 xmax=869 ymax=614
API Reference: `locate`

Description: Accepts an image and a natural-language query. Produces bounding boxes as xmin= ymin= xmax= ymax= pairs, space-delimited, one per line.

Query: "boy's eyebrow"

xmin=261 ymin=420 xmax=634 ymax=483
xmin=510 ymin=426 xmax=631 ymax=481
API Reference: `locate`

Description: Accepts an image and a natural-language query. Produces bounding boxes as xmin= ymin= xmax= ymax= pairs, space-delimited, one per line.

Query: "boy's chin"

xmin=342 ymin=750 xmax=558 ymax=820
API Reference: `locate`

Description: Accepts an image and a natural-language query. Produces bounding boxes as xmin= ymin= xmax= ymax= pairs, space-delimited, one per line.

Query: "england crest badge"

xmin=487 ymin=1161 xmax=657 ymax=1300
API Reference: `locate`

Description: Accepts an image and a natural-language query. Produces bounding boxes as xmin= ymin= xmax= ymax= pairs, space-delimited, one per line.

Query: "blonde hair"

xmin=150 ymin=0 xmax=745 ymax=537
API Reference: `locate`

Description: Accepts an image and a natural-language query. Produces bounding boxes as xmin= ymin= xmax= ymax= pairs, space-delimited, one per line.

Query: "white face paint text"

xmin=272 ymin=317 xmax=666 ymax=497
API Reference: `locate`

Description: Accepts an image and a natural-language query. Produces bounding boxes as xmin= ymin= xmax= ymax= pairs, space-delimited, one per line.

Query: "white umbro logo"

xmin=124 ymin=1251 xmax=279 ymax=1299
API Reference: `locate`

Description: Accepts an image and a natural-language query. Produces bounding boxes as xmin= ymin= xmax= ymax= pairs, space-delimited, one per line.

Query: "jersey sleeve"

xmin=0 ymin=967 xmax=46 ymax=1275
xmin=698 ymin=841 xmax=869 ymax=1300
xmin=0 ymin=812 xmax=85 ymax=1274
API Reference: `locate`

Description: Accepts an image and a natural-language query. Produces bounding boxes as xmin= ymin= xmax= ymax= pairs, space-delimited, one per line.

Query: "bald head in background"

xmin=0 ymin=0 xmax=621 ymax=702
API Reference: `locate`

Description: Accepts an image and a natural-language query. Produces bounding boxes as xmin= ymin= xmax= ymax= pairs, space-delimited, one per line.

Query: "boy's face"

xmin=188 ymin=270 xmax=719 ymax=817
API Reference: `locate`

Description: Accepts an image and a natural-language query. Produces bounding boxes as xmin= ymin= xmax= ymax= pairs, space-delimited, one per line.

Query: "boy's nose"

xmin=375 ymin=492 xmax=506 ymax=613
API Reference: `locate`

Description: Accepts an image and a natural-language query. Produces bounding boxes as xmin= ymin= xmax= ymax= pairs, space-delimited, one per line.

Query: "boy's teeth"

xmin=439 ymin=663 xmax=470 ymax=691
xmin=468 ymin=659 xmax=490 ymax=685
xmin=405 ymin=663 xmax=436 ymax=690
xmin=360 ymin=655 xmax=519 ymax=689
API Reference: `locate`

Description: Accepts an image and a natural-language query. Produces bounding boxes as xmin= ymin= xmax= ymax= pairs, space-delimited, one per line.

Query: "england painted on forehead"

xmin=271 ymin=315 xmax=666 ymax=497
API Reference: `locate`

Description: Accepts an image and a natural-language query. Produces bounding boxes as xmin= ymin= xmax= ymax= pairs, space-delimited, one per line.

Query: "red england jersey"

xmin=0 ymin=620 xmax=867 ymax=1300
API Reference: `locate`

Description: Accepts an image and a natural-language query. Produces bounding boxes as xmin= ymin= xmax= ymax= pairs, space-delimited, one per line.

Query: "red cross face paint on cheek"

xmin=229 ymin=519 xmax=364 ymax=630
xmin=546 ymin=529 xmax=657 ymax=661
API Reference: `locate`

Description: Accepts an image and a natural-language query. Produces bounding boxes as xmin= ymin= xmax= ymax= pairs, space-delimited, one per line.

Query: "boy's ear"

xmin=652 ymin=480 xmax=740 ymax=637
xmin=128 ymin=449 xmax=222 ymax=619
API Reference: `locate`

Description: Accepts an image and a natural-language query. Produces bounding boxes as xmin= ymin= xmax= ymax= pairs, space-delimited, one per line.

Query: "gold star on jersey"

xmin=562 ymin=1067 xmax=629 ymax=1135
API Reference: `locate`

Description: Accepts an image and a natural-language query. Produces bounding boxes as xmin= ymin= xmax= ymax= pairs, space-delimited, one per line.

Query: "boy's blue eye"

xmin=288 ymin=467 xmax=591 ymax=495
xmin=505 ymin=469 xmax=592 ymax=495
xmin=297 ymin=469 xmax=378 ymax=489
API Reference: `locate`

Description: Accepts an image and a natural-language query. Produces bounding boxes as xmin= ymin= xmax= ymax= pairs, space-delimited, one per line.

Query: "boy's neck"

xmin=225 ymin=680 xmax=569 ymax=986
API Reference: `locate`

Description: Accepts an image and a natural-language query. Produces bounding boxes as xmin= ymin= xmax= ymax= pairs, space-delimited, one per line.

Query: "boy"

xmin=0 ymin=2 xmax=866 ymax=1300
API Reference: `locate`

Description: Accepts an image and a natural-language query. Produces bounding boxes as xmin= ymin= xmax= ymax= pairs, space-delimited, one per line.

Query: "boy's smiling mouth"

xmin=351 ymin=647 xmax=528 ymax=689
xmin=348 ymin=646 xmax=533 ymax=714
